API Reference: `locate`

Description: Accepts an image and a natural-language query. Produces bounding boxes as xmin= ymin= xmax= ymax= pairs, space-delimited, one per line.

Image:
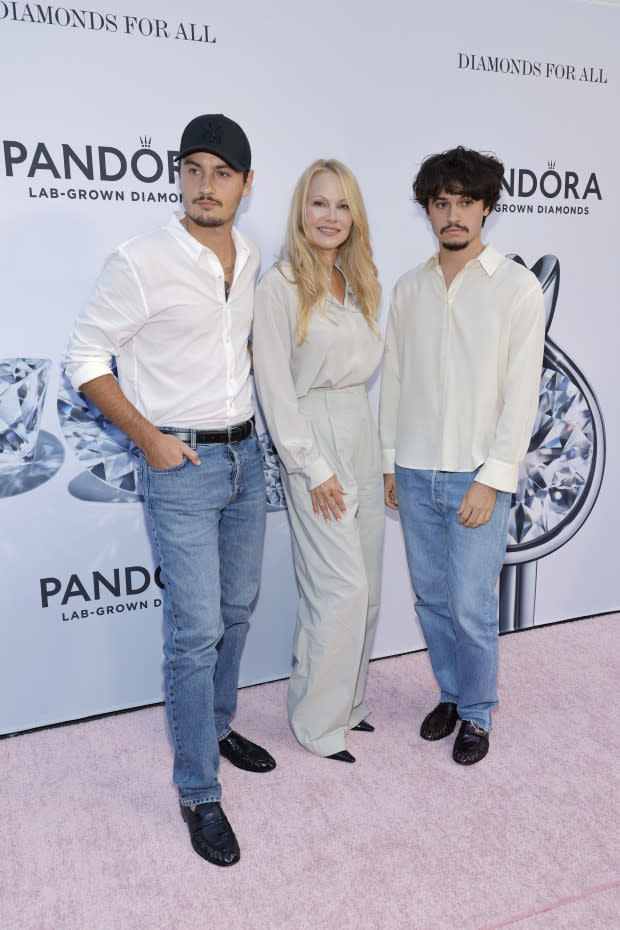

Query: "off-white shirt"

xmin=64 ymin=213 xmax=259 ymax=429
xmin=379 ymin=244 xmax=545 ymax=493
xmin=253 ymin=263 xmax=383 ymax=489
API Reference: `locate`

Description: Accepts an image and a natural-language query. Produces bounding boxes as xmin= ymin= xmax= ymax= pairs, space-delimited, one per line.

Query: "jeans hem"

xmin=179 ymin=795 xmax=222 ymax=807
xmin=459 ymin=715 xmax=493 ymax=732
xmin=440 ymin=691 xmax=459 ymax=705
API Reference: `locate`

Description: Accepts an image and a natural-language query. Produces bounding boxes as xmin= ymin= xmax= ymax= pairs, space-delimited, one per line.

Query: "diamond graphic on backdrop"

xmin=0 ymin=431 xmax=65 ymax=498
xmin=58 ymin=370 xmax=142 ymax=501
xmin=0 ymin=357 xmax=64 ymax=498
xmin=507 ymin=367 xmax=594 ymax=547
xmin=501 ymin=255 xmax=606 ymax=635
xmin=0 ymin=358 xmax=50 ymax=462
xmin=258 ymin=433 xmax=287 ymax=511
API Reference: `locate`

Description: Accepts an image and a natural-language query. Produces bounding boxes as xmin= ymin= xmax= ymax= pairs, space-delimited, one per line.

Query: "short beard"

xmin=442 ymin=240 xmax=469 ymax=251
xmin=192 ymin=215 xmax=225 ymax=228
xmin=186 ymin=210 xmax=225 ymax=229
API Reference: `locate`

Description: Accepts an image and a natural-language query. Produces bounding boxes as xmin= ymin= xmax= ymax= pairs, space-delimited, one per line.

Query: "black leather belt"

xmin=159 ymin=418 xmax=254 ymax=445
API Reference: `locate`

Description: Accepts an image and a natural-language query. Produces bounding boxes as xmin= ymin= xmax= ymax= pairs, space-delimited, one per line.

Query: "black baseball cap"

xmin=176 ymin=114 xmax=251 ymax=172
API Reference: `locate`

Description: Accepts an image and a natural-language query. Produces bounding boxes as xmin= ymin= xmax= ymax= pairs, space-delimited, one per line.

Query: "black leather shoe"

xmin=218 ymin=730 xmax=276 ymax=773
xmin=180 ymin=802 xmax=240 ymax=866
xmin=420 ymin=701 xmax=459 ymax=741
xmin=328 ymin=750 xmax=355 ymax=763
xmin=452 ymin=720 xmax=489 ymax=765
xmin=352 ymin=719 xmax=374 ymax=732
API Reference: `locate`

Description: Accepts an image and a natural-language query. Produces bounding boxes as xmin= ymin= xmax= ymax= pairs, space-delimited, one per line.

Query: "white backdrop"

xmin=1 ymin=0 xmax=617 ymax=733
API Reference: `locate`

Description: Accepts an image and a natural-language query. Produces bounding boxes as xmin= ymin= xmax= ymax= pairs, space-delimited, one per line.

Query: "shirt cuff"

xmin=382 ymin=448 xmax=396 ymax=474
xmin=476 ymin=458 xmax=519 ymax=494
xmin=306 ymin=456 xmax=335 ymax=491
xmin=66 ymin=360 xmax=113 ymax=393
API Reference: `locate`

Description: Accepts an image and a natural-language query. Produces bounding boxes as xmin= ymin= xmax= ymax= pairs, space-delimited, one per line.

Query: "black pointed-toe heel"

xmin=327 ymin=750 xmax=356 ymax=763
xmin=352 ymin=719 xmax=374 ymax=732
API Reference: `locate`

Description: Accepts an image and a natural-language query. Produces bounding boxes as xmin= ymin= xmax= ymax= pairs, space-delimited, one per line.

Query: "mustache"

xmin=440 ymin=223 xmax=469 ymax=234
xmin=192 ymin=195 xmax=223 ymax=206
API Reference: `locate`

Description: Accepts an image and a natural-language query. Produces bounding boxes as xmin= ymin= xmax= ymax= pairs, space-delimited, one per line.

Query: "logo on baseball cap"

xmin=176 ymin=114 xmax=251 ymax=172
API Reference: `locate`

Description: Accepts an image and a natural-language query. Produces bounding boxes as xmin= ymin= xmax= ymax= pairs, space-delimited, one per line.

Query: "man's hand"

xmin=78 ymin=374 xmax=201 ymax=470
xmin=310 ymin=474 xmax=347 ymax=522
xmin=142 ymin=431 xmax=201 ymax=469
xmin=384 ymin=473 xmax=398 ymax=510
xmin=457 ymin=481 xmax=497 ymax=528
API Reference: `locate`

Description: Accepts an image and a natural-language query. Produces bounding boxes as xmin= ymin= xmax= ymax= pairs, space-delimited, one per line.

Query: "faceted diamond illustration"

xmin=258 ymin=432 xmax=287 ymax=510
xmin=507 ymin=367 xmax=594 ymax=547
xmin=0 ymin=431 xmax=65 ymax=498
xmin=0 ymin=358 xmax=50 ymax=462
xmin=58 ymin=370 xmax=141 ymax=495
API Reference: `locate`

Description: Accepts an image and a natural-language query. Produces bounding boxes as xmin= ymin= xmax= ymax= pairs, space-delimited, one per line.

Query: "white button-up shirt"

xmin=379 ymin=244 xmax=545 ymax=493
xmin=64 ymin=213 xmax=259 ymax=429
xmin=253 ymin=263 xmax=383 ymax=489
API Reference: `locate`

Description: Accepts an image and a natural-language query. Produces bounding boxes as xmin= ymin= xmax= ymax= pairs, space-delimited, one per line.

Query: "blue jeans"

xmin=139 ymin=430 xmax=266 ymax=806
xmin=395 ymin=467 xmax=511 ymax=731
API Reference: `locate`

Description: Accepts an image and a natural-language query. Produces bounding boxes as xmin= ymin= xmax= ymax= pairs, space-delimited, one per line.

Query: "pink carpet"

xmin=1 ymin=615 xmax=618 ymax=929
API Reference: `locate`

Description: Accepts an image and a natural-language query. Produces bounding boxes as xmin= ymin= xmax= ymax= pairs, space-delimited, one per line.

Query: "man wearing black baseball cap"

xmin=65 ymin=114 xmax=275 ymax=867
xmin=176 ymin=113 xmax=252 ymax=172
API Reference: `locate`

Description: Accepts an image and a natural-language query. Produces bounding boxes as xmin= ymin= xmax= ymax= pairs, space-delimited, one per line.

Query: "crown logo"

xmin=547 ymin=160 xmax=556 ymax=170
xmin=140 ymin=136 xmax=152 ymax=149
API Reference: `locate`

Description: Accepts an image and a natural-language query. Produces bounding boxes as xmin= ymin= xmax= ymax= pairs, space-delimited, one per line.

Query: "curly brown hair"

xmin=413 ymin=147 xmax=504 ymax=221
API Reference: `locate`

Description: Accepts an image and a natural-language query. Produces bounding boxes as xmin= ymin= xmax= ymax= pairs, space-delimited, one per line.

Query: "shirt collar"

xmin=327 ymin=264 xmax=353 ymax=308
xmin=280 ymin=259 xmax=354 ymax=309
xmin=475 ymin=244 xmax=503 ymax=277
xmin=167 ymin=212 xmax=250 ymax=267
xmin=424 ymin=243 xmax=503 ymax=278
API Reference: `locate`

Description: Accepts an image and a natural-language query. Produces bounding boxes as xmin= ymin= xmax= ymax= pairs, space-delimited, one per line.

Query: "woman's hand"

xmin=384 ymin=473 xmax=398 ymax=510
xmin=310 ymin=474 xmax=347 ymax=523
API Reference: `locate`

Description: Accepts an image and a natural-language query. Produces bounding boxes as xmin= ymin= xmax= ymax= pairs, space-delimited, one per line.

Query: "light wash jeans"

xmin=139 ymin=430 xmax=266 ymax=807
xmin=395 ymin=467 xmax=511 ymax=731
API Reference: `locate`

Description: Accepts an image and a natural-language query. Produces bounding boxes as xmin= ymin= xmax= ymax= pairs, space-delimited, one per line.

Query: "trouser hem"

xmin=348 ymin=701 xmax=371 ymax=729
xmin=291 ymin=724 xmax=348 ymax=758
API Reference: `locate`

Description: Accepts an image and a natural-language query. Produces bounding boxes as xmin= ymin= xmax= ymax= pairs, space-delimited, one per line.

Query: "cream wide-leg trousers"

xmin=280 ymin=384 xmax=385 ymax=757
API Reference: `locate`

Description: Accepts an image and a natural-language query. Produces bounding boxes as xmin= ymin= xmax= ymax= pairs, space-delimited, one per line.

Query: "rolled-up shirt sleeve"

xmin=476 ymin=282 xmax=545 ymax=492
xmin=253 ymin=270 xmax=332 ymax=490
xmin=63 ymin=247 xmax=148 ymax=391
xmin=378 ymin=292 xmax=401 ymax=474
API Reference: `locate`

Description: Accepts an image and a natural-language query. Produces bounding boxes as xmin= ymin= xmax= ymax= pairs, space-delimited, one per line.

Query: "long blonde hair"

xmin=281 ymin=159 xmax=381 ymax=346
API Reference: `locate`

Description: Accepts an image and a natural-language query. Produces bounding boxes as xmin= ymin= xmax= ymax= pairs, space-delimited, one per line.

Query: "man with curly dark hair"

xmin=380 ymin=147 xmax=545 ymax=764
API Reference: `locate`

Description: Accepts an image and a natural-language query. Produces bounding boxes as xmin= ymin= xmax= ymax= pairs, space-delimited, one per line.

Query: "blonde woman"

xmin=253 ymin=159 xmax=384 ymax=762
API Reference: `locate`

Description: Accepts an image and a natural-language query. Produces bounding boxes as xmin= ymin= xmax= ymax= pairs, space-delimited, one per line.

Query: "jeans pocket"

xmin=147 ymin=456 xmax=188 ymax=474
